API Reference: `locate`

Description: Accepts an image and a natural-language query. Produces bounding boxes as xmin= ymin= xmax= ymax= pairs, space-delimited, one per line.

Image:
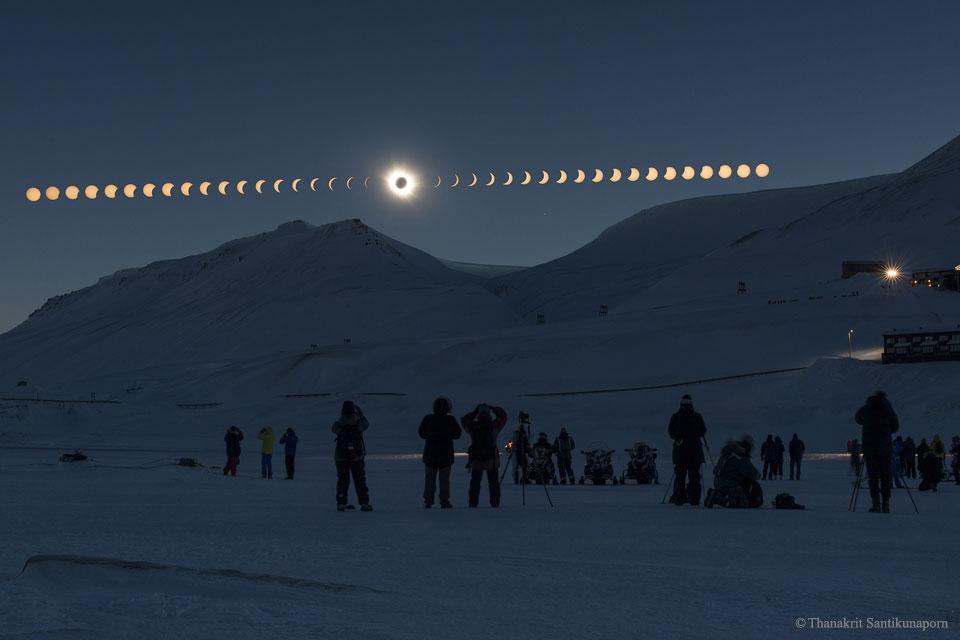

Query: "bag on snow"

xmin=773 ymin=492 xmax=805 ymax=510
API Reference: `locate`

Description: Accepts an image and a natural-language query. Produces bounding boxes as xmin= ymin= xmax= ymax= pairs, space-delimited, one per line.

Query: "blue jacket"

xmin=279 ymin=430 xmax=299 ymax=456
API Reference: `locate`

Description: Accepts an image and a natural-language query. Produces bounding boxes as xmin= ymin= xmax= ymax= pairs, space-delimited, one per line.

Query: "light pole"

xmin=848 ymin=329 xmax=854 ymax=359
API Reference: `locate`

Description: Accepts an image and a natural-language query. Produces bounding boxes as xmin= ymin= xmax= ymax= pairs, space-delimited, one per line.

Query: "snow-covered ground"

xmin=1 ymin=449 xmax=956 ymax=639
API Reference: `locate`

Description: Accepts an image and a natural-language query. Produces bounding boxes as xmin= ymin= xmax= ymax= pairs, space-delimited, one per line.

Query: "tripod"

xmin=848 ymin=456 xmax=865 ymax=511
xmin=503 ymin=416 xmax=553 ymax=507
xmin=849 ymin=461 xmax=919 ymax=514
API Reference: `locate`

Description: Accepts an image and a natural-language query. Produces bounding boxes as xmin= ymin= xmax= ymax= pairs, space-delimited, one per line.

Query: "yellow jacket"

xmin=257 ymin=427 xmax=276 ymax=454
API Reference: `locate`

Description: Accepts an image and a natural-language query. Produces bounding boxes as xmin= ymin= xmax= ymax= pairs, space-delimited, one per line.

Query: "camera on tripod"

xmin=518 ymin=411 xmax=531 ymax=425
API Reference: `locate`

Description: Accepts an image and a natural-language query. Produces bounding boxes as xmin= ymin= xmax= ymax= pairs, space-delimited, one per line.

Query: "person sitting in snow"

xmin=279 ymin=427 xmax=299 ymax=480
xmin=462 ymin=403 xmax=508 ymax=508
xmin=332 ymin=401 xmax=372 ymax=511
xmin=256 ymin=426 xmax=276 ymax=480
xmin=223 ymin=425 xmax=244 ymax=477
xmin=706 ymin=434 xmax=762 ymax=508
xmin=529 ymin=431 xmax=557 ymax=484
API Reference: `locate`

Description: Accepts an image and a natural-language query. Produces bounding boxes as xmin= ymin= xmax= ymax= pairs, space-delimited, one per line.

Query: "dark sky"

xmin=2 ymin=1 xmax=959 ymax=331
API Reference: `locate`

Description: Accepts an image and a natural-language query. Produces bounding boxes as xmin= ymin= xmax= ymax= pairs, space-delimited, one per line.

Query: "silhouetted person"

xmin=553 ymin=427 xmax=576 ymax=484
xmin=667 ymin=394 xmax=706 ymax=506
xmin=788 ymin=433 xmax=805 ymax=480
xmin=418 ymin=397 xmax=462 ymax=509
xmin=902 ymin=437 xmax=917 ymax=478
xmin=462 ymin=404 xmax=508 ymax=508
xmin=256 ymin=426 xmax=276 ymax=479
xmin=279 ymin=428 xmax=299 ymax=479
xmin=918 ymin=450 xmax=942 ymax=491
xmin=773 ymin=436 xmax=785 ymax=479
xmin=332 ymin=401 xmax=372 ymax=511
xmin=761 ymin=434 xmax=775 ymax=480
xmin=223 ymin=426 xmax=244 ymax=476
xmin=949 ymin=436 xmax=960 ymax=485
xmin=510 ymin=419 xmax=531 ymax=484
xmin=706 ymin=435 xmax=762 ymax=508
xmin=855 ymin=391 xmax=899 ymax=513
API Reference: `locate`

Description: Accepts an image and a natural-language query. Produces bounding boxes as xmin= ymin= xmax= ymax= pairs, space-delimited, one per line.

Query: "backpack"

xmin=774 ymin=492 xmax=805 ymax=510
xmin=336 ymin=427 xmax=365 ymax=461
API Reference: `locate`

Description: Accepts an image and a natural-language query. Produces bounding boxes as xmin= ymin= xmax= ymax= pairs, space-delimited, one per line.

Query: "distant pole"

xmin=848 ymin=329 xmax=854 ymax=359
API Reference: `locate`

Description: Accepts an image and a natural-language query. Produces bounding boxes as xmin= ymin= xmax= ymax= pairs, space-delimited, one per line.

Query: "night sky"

xmin=2 ymin=1 xmax=959 ymax=331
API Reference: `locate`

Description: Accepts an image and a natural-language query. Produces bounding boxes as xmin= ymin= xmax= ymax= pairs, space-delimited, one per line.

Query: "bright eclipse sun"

xmin=386 ymin=169 xmax=416 ymax=198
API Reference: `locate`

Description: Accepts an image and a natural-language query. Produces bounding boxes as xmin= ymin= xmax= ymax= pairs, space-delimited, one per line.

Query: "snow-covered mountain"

xmin=0 ymin=219 xmax=520 ymax=385
xmin=2 ymin=135 xmax=960 ymax=451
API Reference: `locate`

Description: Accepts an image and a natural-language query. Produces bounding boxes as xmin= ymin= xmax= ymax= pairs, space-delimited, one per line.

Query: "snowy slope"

xmin=630 ymin=134 xmax=960 ymax=307
xmin=0 ymin=219 xmax=520 ymax=385
xmin=489 ymin=175 xmax=890 ymax=321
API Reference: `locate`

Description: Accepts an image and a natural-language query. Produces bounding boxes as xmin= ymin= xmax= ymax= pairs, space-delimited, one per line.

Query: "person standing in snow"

xmin=667 ymin=394 xmax=706 ymax=506
xmin=902 ymin=436 xmax=917 ymax=478
xmin=855 ymin=391 xmax=899 ymax=513
xmin=773 ymin=436 xmax=786 ymax=480
xmin=948 ymin=436 xmax=960 ymax=485
xmin=418 ymin=397 xmax=462 ymax=509
xmin=553 ymin=427 xmax=576 ymax=484
xmin=256 ymin=426 xmax=276 ymax=479
xmin=891 ymin=437 xmax=905 ymax=488
xmin=931 ymin=434 xmax=946 ymax=472
xmin=279 ymin=428 xmax=299 ymax=480
xmin=462 ymin=403 xmax=508 ymax=508
xmin=760 ymin=434 xmax=775 ymax=480
xmin=510 ymin=416 xmax=531 ymax=484
xmin=788 ymin=433 xmax=805 ymax=480
xmin=223 ymin=425 xmax=244 ymax=477
xmin=332 ymin=401 xmax=372 ymax=511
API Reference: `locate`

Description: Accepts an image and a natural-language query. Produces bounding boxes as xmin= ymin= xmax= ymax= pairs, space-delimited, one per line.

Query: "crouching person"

xmin=418 ymin=397 xmax=462 ymax=509
xmin=706 ymin=435 xmax=763 ymax=508
xmin=917 ymin=450 xmax=942 ymax=492
xmin=332 ymin=401 xmax=372 ymax=511
xmin=462 ymin=404 xmax=508 ymax=508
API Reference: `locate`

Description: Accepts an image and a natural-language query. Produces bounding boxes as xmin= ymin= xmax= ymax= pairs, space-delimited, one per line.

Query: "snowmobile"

xmin=527 ymin=446 xmax=557 ymax=485
xmin=579 ymin=448 xmax=617 ymax=485
xmin=622 ymin=441 xmax=659 ymax=484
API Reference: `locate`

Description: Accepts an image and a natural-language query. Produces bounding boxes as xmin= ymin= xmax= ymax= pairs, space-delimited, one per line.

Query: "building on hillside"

xmin=910 ymin=267 xmax=960 ymax=291
xmin=882 ymin=328 xmax=960 ymax=364
xmin=841 ymin=261 xmax=885 ymax=279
